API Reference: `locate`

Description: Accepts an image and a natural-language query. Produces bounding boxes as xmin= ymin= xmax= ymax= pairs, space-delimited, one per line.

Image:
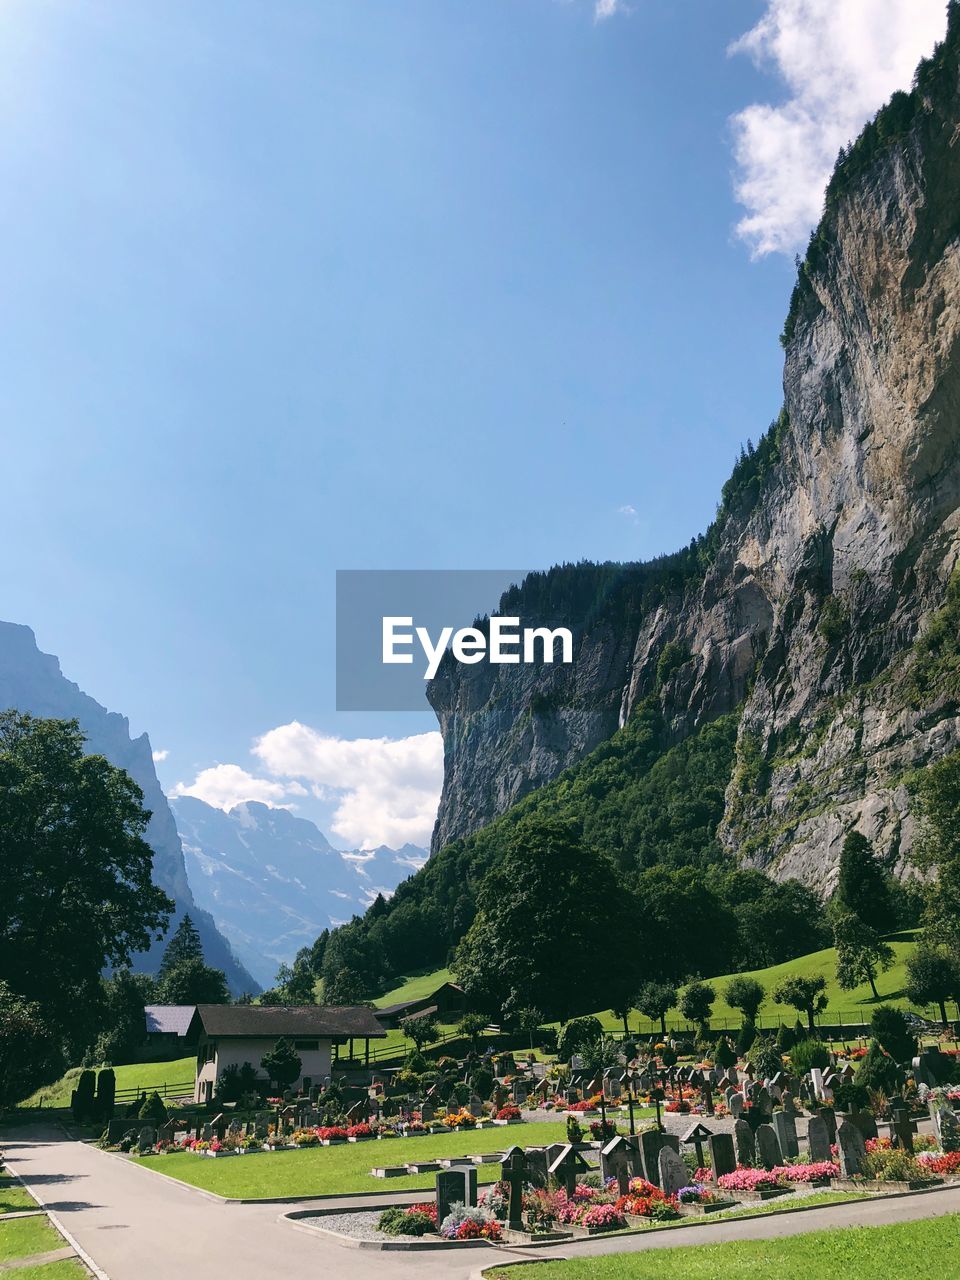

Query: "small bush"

xmin=788 ymin=1039 xmax=830 ymax=1074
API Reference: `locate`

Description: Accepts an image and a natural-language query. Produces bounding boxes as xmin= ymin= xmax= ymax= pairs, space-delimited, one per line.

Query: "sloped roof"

xmin=144 ymin=1005 xmax=196 ymax=1036
xmin=192 ymin=1004 xmax=387 ymax=1039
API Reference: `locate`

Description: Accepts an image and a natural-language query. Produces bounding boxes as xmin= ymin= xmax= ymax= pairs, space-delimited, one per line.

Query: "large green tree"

xmin=154 ymin=915 xmax=229 ymax=1005
xmin=905 ymin=942 xmax=960 ymax=1024
xmin=833 ymin=831 xmax=895 ymax=932
xmin=772 ymin=973 xmax=828 ymax=1033
xmin=453 ymin=815 xmax=641 ymax=1021
xmin=0 ymin=981 xmax=59 ymax=1111
xmin=94 ymin=968 xmax=155 ymax=1064
xmin=0 ymin=712 xmax=172 ymax=1065
xmin=832 ymin=910 xmax=895 ymax=999
xmin=909 ymin=751 xmax=960 ymax=955
xmin=155 ymin=955 xmax=230 ymax=1005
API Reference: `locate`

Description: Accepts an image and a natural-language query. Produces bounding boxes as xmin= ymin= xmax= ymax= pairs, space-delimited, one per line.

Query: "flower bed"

xmin=717 ymin=1167 xmax=787 ymax=1195
xmin=771 ymin=1162 xmax=838 ymax=1184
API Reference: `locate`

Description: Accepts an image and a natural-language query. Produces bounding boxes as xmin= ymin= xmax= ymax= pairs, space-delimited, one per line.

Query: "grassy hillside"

xmin=18 ymin=1055 xmax=196 ymax=1109
xmin=389 ymin=932 xmax=928 ymax=1041
xmin=588 ymin=933 xmax=923 ymax=1035
xmin=372 ymin=967 xmax=454 ymax=1008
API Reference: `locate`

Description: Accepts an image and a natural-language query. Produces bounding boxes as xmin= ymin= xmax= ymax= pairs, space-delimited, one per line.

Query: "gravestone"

xmin=733 ymin=1118 xmax=755 ymax=1167
xmin=773 ymin=1109 xmax=799 ymax=1159
xmin=702 ymin=1080 xmax=715 ymax=1116
xmin=755 ymin=1123 xmax=783 ymax=1170
xmin=818 ymin=1106 xmax=837 ymax=1144
xmin=754 ymin=1087 xmax=772 ymax=1121
xmin=708 ymin=1132 xmax=736 ymax=1179
xmin=138 ymin=1126 xmax=157 ymax=1154
xmin=931 ymin=1097 xmax=960 ymax=1153
xmin=681 ymin=1122 xmax=712 ymax=1170
xmin=639 ymin=1129 xmax=667 ymax=1187
xmin=435 ymin=1166 xmax=477 ymax=1225
xmin=159 ymin=1120 xmax=177 ymax=1145
xmin=658 ymin=1146 xmax=688 ymax=1198
xmin=547 ymin=1144 xmax=586 ymax=1198
xmin=810 ymin=1068 xmax=824 ymax=1099
xmin=107 ymin=1119 xmax=133 ymax=1144
xmin=524 ymin=1148 xmax=549 ymax=1189
xmin=847 ymin=1103 xmax=878 ymax=1142
xmin=468 ymin=1095 xmax=483 ymax=1118
xmin=782 ymin=1091 xmax=799 ymax=1119
xmin=729 ymin=1093 xmax=744 ymax=1119
xmin=420 ymin=1101 xmax=435 ymax=1123
xmin=601 ymin=1136 xmax=635 ymax=1195
xmin=891 ymin=1108 xmax=915 ymax=1154
xmin=806 ymin=1114 xmax=832 ymax=1163
xmin=837 ymin=1119 xmax=867 ymax=1178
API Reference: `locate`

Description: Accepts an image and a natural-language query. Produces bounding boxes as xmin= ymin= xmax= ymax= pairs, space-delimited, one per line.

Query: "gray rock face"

xmin=427 ymin=61 xmax=960 ymax=896
xmin=0 ymin=621 xmax=256 ymax=994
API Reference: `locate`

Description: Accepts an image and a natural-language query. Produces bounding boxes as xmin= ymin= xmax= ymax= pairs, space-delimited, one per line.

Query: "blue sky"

xmin=0 ymin=0 xmax=947 ymax=847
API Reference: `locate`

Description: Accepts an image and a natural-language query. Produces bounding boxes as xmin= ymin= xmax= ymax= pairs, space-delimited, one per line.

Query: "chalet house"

xmin=187 ymin=1005 xmax=387 ymax=1103
xmin=376 ymin=980 xmax=466 ymax=1030
xmin=143 ymin=1004 xmax=196 ymax=1052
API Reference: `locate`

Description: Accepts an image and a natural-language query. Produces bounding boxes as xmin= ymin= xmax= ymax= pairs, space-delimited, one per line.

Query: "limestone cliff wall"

xmin=429 ymin=26 xmax=960 ymax=897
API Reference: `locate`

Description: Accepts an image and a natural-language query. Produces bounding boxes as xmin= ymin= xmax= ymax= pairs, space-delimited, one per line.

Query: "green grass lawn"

xmin=483 ymin=1213 xmax=960 ymax=1279
xmin=368 ymin=936 xmax=929 ymax=1047
xmin=0 ymin=1215 xmax=65 ymax=1261
xmin=0 ymin=1175 xmax=37 ymax=1215
xmin=6 ymin=1265 xmax=87 ymax=1280
xmin=138 ymin=1119 xmax=571 ymax=1198
xmin=18 ymin=1056 xmax=197 ymax=1110
xmin=372 ymin=968 xmax=454 ymax=1008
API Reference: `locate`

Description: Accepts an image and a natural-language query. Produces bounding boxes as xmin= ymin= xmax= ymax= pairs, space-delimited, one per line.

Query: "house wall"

xmin=193 ymin=1037 xmax=333 ymax=1103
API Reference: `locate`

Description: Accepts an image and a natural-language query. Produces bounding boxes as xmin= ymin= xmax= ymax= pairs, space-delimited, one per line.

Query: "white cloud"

xmin=152 ymin=748 xmax=169 ymax=763
xmin=728 ymin=0 xmax=947 ymax=256
xmin=594 ymin=0 xmax=625 ymax=20
xmin=617 ymin=504 xmax=639 ymax=522
xmin=253 ymin=724 xmax=443 ymax=851
xmin=171 ymin=763 xmax=307 ymax=810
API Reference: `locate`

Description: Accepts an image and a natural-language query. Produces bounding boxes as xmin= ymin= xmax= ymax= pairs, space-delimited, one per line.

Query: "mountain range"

xmin=172 ymin=796 xmax=426 ymax=987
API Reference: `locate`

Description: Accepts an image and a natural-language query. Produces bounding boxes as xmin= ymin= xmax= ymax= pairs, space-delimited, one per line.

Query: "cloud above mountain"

xmin=171 ymin=763 xmax=307 ymax=810
xmin=172 ymin=726 xmax=443 ymax=850
xmin=728 ymin=0 xmax=946 ymax=257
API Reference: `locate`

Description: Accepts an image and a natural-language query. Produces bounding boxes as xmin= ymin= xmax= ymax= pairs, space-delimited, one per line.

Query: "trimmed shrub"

xmin=870 ymin=1006 xmax=916 ymax=1065
xmin=788 ymin=1039 xmax=830 ymax=1074
xmin=95 ymin=1068 xmax=116 ymax=1121
xmin=71 ymin=1069 xmax=96 ymax=1124
xmin=138 ymin=1091 xmax=168 ymax=1124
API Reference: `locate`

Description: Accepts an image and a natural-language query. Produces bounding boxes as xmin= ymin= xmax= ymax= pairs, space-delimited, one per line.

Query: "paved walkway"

xmin=3 ymin=1124 xmax=960 ymax=1279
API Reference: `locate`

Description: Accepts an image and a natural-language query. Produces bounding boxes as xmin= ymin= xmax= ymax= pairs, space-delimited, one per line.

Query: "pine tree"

xmin=158 ymin=915 xmax=204 ymax=978
xmin=834 ymin=832 xmax=894 ymax=932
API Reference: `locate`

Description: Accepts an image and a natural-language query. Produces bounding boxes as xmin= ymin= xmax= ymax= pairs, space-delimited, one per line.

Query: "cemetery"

xmin=73 ymin=1002 xmax=960 ymax=1255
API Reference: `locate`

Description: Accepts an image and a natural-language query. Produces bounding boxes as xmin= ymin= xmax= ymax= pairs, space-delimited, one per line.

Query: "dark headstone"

xmin=773 ymin=1109 xmax=799 ymax=1159
xmin=837 ymin=1119 xmax=867 ymax=1178
xmin=435 ymin=1166 xmax=477 ymax=1225
xmin=755 ymin=1123 xmax=783 ymax=1170
xmin=708 ymin=1132 xmax=736 ymax=1179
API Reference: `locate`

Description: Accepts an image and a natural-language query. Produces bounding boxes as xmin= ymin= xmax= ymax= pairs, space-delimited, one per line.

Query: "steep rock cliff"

xmin=429 ymin=12 xmax=960 ymax=897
